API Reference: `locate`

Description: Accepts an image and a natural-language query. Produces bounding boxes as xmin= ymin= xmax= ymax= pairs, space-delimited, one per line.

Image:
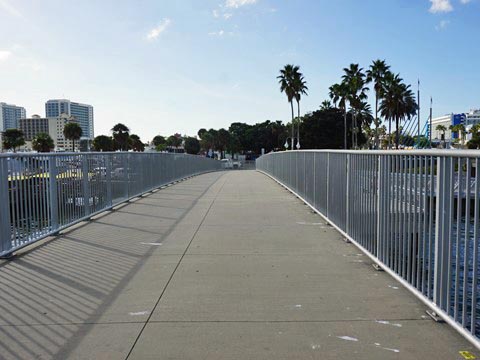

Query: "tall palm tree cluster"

xmin=277 ymin=65 xmax=308 ymax=150
xmin=328 ymin=60 xmax=418 ymax=149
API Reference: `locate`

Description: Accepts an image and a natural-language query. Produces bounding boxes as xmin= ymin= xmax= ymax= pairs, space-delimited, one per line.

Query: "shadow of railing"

xmin=0 ymin=172 xmax=222 ymax=359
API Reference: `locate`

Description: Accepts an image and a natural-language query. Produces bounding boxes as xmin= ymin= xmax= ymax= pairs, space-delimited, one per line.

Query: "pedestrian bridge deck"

xmin=0 ymin=170 xmax=476 ymax=359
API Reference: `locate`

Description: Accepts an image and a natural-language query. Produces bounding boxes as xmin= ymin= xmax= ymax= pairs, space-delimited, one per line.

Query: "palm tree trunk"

xmin=351 ymin=109 xmax=355 ymax=150
xmin=290 ymin=101 xmax=295 ymax=150
xmin=297 ymin=101 xmax=301 ymax=149
xmin=375 ymin=94 xmax=379 ymax=149
xmin=388 ymin=119 xmax=392 ymax=149
xmin=395 ymin=117 xmax=400 ymax=149
xmin=344 ymin=108 xmax=347 ymax=150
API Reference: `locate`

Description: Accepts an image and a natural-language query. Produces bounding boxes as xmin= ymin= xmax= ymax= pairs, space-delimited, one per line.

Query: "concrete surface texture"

xmin=0 ymin=170 xmax=477 ymax=359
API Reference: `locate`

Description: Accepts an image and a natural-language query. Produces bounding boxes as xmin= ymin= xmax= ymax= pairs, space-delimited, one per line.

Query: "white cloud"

xmin=223 ymin=13 xmax=233 ymax=19
xmin=435 ymin=19 xmax=450 ymax=30
xmin=0 ymin=0 xmax=23 ymax=18
xmin=0 ymin=50 xmax=12 ymax=62
xmin=208 ymin=30 xmax=225 ymax=36
xmin=429 ymin=0 xmax=453 ymax=13
xmin=225 ymin=0 xmax=258 ymax=8
xmin=146 ymin=18 xmax=172 ymax=41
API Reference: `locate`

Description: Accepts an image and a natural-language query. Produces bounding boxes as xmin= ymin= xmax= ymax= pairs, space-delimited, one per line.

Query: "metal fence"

xmin=0 ymin=152 xmax=221 ymax=257
xmin=256 ymin=150 xmax=480 ymax=348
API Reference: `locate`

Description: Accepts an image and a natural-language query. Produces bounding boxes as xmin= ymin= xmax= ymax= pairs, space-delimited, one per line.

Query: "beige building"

xmin=48 ymin=114 xmax=77 ymax=151
xmin=19 ymin=115 xmax=49 ymax=141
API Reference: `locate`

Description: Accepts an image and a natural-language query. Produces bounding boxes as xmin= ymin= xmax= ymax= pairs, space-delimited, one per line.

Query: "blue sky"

xmin=0 ymin=0 xmax=478 ymax=141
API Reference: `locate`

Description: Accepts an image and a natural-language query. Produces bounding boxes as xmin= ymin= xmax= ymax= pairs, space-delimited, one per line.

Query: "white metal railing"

xmin=0 ymin=152 xmax=221 ymax=257
xmin=256 ymin=150 xmax=480 ymax=348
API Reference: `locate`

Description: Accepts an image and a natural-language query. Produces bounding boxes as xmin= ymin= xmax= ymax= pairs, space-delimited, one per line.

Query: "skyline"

xmin=1 ymin=0 xmax=479 ymax=141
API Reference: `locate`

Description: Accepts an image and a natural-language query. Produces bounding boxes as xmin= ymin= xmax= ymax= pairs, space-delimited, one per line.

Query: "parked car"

xmin=221 ymin=159 xmax=233 ymax=169
xmin=232 ymin=160 xmax=242 ymax=169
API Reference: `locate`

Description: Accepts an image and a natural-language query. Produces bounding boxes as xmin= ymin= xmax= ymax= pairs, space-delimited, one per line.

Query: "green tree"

xmin=216 ymin=128 xmax=230 ymax=158
xmin=450 ymin=124 xmax=466 ymax=146
xmin=63 ymin=122 xmax=83 ymax=152
xmin=184 ymin=137 xmax=201 ymax=154
xmin=111 ymin=123 xmax=130 ymax=151
xmin=299 ymin=108 xmax=355 ymax=149
xmin=341 ymin=63 xmax=369 ymax=149
xmin=166 ymin=134 xmax=183 ymax=151
xmin=129 ymin=134 xmax=145 ymax=152
xmin=152 ymin=135 xmax=166 ymax=147
xmin=32 ymin=133 xmax=54 ymax=152
xmin=467 ymin=124 xmax=480 ymax=149
xmin=329 ymin=82 xmax=350 ymax=149
xmin=278 ymin=64 xmax=298 ymax=150
xmin=366 ymin=59 xmax=391 ymax=149
xmin=379 ymin=72 xmax=417 ymax=149
xmin=92 ymin=135 xmax=114 ymax=152
xmin=2 ymin=129 xmax=25 ymax=152
xmin=320 ymin=100 xmax=333 ymax=111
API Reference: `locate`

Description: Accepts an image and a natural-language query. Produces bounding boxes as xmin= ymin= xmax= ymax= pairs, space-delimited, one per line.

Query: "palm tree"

xmin=292 ymin=67 xmax=308 ymax=149
xmin=111 ymin=123 xmax=130 ymax=151
xmin=450 ymin=124 xmax=466 ymax=146
xmin=320 ymin=100 xmax=333 ymax=111
xmin=342 ymin=64 xmax=369 ymax=149
xmin=329 ymin=82 xmax=349 ymax=149
xmin=32 ymin=133 xmax=54 ymax=152
xmin=366 ymin=60 xmax=391 ymax=149
xmin=63 ymin=122 xmax=83 ymax=152
xmin=278 ymin=64 xmax=298 ymax=150
xmin=379 ymin=73 xmax=417 ymax=149
xmin=435 ymin=125 xmax=447 ymax=148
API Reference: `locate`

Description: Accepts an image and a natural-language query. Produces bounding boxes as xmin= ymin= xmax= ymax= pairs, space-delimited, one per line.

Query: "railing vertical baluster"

xmin=0 ymin=158 xmax=12 ymax=256
xmin=82 ymin=154 xmax=91 ymax=218
xmin=48 ymin=156 xmax=59 ymax=233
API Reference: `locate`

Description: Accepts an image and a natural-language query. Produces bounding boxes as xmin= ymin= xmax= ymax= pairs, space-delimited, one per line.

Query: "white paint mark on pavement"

xmin=141 ymin=242 xmax=162 ymax=246
xmin=388 ymin=285 xmax=399 ymax=290
xmin=337 ymin=336 xmax=358 ymax=342
xmin=129 ymin=311 xmax=150 ymax=316
xmin=375 ymin=320 xmax=402 ymax=327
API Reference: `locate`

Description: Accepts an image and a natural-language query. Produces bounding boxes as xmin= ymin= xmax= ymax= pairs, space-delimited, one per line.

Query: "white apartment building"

xmin=48 ymin=114 xmax=76 ymax=151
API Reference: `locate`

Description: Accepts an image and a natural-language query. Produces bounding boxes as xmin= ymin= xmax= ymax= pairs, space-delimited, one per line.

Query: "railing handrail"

xmin=0 ymin=151 xmax=215 ymax=159
xmin=261 ymin=149 xmax=480 ymax=157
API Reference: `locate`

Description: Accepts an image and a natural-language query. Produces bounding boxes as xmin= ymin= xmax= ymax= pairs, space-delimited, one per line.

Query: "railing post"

xmin=82 ymin=154 xmax=91 ymax=218
xmin=0 ymin=158 xmax=12 ymax=256
xmin=326 ymin=153 xmax=330 ymax=218
xmin=106 ymin=154 xmax=112 ymax=207
xmin=434 ymin=155 xmax=450 ymax=309
xmin=48 ymin=156 xmax=59 ymax=232
xmin=346 ymin=153 xmax=350 ymax=234
xmin=376 ymin=155 xmax=383 ymax=259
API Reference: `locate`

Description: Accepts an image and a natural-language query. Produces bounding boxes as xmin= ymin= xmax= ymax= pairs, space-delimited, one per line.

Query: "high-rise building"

xmin=45 ymin=99 xmax=94 ymax=139
xmin=19 ymin=115 xmax=49 ymax=141
xmin=0 ymin=102 xmax=26 ymax=132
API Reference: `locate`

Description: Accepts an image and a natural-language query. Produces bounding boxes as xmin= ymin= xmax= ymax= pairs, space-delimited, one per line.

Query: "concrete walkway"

xmin=0 ymin=170 xmax=477 ymax=359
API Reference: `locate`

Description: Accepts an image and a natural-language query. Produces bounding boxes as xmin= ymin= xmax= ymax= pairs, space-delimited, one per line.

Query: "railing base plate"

xmin=372 ymin=263 xmax=384 ymax=271
xmin=426 ymin=310 xmax=445 ymax=323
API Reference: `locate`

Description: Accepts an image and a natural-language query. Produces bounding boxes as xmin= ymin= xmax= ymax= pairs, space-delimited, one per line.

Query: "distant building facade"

xmin=431 ymin=109 xmax=480 ymax=145
xmin=48 ymin=114 xmax=77 ymax=151
xmin=19 ymin=115 xmax=49 ymax=141
xmin=45 ymin=99 xmax=94 ymax=140
xmin=0 ymin=102 xmax=26 ymax=132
